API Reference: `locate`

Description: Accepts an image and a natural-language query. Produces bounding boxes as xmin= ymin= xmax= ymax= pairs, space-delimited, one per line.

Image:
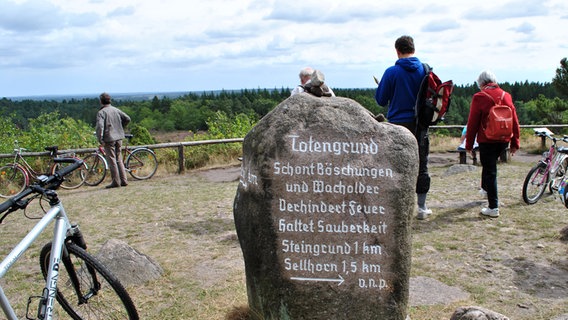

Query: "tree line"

xmin=1 ymin=81 xmax=565 ymax=133
xmin=2 ymin=55 xmax=568 ymax=153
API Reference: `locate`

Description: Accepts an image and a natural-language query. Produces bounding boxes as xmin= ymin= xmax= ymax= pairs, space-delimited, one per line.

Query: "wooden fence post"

xmin=178 ymin=145 xmax=184 ymax=174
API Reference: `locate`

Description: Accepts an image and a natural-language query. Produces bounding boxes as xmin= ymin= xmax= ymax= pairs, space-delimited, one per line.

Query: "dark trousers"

xmin=395 ymin=122 xmax=430 ymax=194
xmin=104 ymin=140 xmax=128 ymax=186
xmin=478 ymin=142 xmax=508 ymax=209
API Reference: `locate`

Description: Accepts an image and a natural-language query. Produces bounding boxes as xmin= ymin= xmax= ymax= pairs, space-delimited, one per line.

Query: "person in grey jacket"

xmin=96 ymin=92 xmax=131 ymax=188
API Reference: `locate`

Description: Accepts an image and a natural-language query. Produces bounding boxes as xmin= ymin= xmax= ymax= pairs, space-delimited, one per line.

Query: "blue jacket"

xmin=375 ymin=57 xmax=425 ymax=124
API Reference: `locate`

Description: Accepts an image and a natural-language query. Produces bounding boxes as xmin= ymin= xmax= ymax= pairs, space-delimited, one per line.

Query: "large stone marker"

xmin=233 ymin=94 xmax=418 ymax=319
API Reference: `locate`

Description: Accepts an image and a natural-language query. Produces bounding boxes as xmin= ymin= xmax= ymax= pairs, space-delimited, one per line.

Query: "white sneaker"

xmin=480 ymin=207 xmax=499 ymax=218
xmin=417 ymin=208 xmax=432 ymax=220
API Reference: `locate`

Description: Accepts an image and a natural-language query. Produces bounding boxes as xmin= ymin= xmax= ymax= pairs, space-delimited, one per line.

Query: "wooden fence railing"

xmin=0 ymin=138 xmax=244 ymax=174
xmin=1 ymin=125 xmax=567 ymax=174
xmin=433 ymin=124 xmax=568 ymax=148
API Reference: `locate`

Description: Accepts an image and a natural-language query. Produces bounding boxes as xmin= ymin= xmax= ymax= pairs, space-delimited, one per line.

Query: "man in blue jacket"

xmin=375 ymin=35 xmax=431 ymax=220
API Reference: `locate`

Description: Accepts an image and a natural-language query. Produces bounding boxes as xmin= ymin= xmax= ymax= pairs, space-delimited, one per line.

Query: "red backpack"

xmin=481 ymin=90 xmax=513 ymax=141
xmin=415 ymin=63 xmax=454 ymax=129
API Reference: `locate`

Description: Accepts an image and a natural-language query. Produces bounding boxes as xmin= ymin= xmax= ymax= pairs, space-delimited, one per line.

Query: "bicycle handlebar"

xmin=52 ymin=157 xmax=83 ymax=178
xmin=0 ymin=158 xmax=84 ymax=215
xmin=534 ymin=130 xmax=568 ymax=143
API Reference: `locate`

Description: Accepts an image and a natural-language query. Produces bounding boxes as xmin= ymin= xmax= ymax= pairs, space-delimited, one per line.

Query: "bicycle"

xmin=0 ymin=142 xmax=87 ymax=198
xmin=0 ymin=158 xmax=138 ymax=319
xmin=522 ymin=128 xmax=568 ymax=204
xmin=82 ymin=134 xmax=158 ymax=187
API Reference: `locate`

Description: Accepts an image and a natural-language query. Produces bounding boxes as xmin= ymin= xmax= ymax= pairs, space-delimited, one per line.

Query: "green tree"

xmin=20 ymin=112 xmax=96 ymax=151
xmin=553 ymin=57 xmax=568 ymax=98
xmin=0 ymin=115 xmax=21 ymax=153
xmin=442 ymin=95 xmax=470 ymax=125
xmin=251 ymin=98 xmax=277 ymax=117
xmin=129 ymin=124 xmax=155 ymax=145
xmin=524 ymin=95 xmax=568 ymax=125
xmin=151 ymin=96 xmax=161 ymax=111
xmin=205 ymin=111 xmax=257 ymax=139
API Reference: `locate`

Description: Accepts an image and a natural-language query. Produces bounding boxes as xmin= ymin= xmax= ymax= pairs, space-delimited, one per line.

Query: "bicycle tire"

xmin=83 ymin=153 xmax=108 ymax=186
xmin=125 ymin=148 xmax=157 ymax=180
xmin=52 ymin=159 xmax=87 ymax=190
xmin=522 ymin=163 xmax=548 ymax=205
xmin=0 ymin=164 xmax=28 ymax=198
xmin=39 ymin=242 xmax=139 ymax=320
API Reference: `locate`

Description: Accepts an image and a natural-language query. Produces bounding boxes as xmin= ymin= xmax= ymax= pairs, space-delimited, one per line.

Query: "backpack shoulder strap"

xmin=414 ymin=63 xmax=433 ymax=125
xmin=480 ymin=90 xmax=496 ymax=103
xmin=481 ymin=90 xmax=506 ymax=104
xmin=416 ymin=63 xmax=432 ymax=102
xmin=497 ymin=91 xmax=505 ymax=104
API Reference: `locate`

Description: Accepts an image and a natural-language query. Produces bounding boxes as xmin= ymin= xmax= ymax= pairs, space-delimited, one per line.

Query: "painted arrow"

xmin=290 ymin=274 xmax=344 ymax=286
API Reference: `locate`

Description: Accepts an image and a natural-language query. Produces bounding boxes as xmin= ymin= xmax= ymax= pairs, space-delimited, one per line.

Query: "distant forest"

xmin=0 ymin=81 xmax=565 ymax=134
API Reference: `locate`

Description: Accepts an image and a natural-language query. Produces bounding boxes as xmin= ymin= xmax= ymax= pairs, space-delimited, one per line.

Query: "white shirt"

xmin=290 ymin=81 xmax=336 ymax=97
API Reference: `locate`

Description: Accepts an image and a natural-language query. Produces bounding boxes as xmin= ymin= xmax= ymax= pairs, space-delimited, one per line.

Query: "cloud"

xmin=463 ymin=0 xmax=548 ymax=20
xmin=265 ymin=1 xmax=408 ymax=24
xmin=323 ymin=4 xmax=409 ymax=23
xmin=0 ymin=1 xmax=65 ymax=32
xmin=510 ymin=22 xmax=536 ymax=34
xmin=421 ymin=19 xmax=461 ymax=32
xmin=0 ymin=0 xmax=566 ymax=97
xmin=265 ymin=3 xmax=322 ymax=22
xmin=108 ymin=6 xmax=136 ymax=18
xmin=203 ymin=25 xmax=259 ymax=42
xmin=0 ymin=1 xmax=101 ymax=32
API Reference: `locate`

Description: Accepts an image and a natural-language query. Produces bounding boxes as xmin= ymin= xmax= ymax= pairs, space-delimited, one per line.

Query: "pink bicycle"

xmin=522 ymin=128 xmax=568 ymax=204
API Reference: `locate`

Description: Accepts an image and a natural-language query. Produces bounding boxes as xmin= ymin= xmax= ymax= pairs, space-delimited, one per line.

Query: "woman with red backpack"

xmin=466 ymin=71 xmax=520 ymax=218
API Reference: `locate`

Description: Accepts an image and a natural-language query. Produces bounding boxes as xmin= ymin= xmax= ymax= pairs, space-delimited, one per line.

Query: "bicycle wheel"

xmin=83 ymin=153 xmax=108 ymax=186
xmin=52 ymin=159 xmax=87 ymax=190
xmin=522 ymin=163 xmax=548 ymax=205
xmin=125 ymin=148 xmax=157 ymax=180
xmin=39 ymin=242 xmax=139 ymax=320
xmin=0 ymin=164 xmax=27 ymax=198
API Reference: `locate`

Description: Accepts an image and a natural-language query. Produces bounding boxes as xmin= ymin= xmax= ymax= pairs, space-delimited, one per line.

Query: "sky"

xmin=1 ymin=0 xmax=567 ymax=98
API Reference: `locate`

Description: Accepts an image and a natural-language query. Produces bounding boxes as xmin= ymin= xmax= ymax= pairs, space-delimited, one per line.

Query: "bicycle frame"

xmin=0 ymin=201 xmax=72 ymax=320
xmin=8 ymin=146 xmax=66 ymax=182
xmin=123 ymin=149 xmax=135 ymax=172
xmin=532 ymin=137 xmax=568 ymax=190
xmin=98 ymin=143 xmax=156 ymax=175
xmin=535 ymin=144 xmax=556 ymax=181
xmin=97 ymin=142 xmax=140 ymax=168
xmin=94 ymin=145 xmax=109 ymax=169
xmin=11 ymin=149 xmax=41 ymax=180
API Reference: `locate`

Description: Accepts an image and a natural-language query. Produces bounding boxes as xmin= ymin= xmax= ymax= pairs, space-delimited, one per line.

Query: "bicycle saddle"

xmin=557 ymin=146 xmax=568 ymax=154
xmin=45 ymin=146 xmax=59 ymax=153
